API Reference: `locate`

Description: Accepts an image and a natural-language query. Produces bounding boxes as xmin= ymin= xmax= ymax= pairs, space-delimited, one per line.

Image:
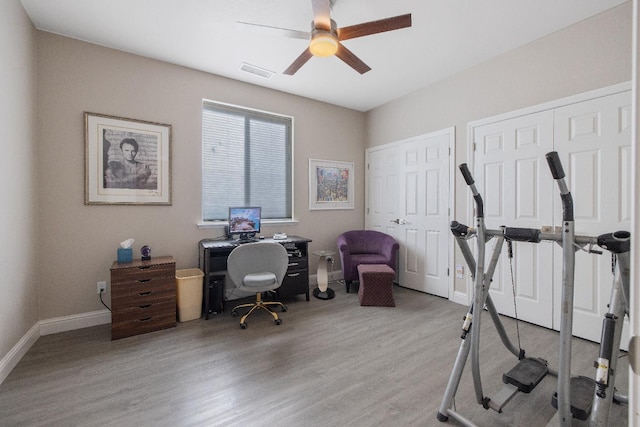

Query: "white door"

xmin=366 ymin=146 xmax=401 ymax=240
xmin=552 ymin=91 xmax=632 ymax=344
xmin=473 ymin=110 xmax=555 ymax=327
xmin=472 ymin=89 xmax=631 ymax=343
xmin=399 ymin=130 xmax=452 ymax=297
xmin=366 ymin=128 xmax=453 ymax=298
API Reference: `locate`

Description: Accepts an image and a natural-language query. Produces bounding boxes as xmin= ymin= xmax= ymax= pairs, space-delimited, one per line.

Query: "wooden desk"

xmin=198 ymin=236 xmax=312 ymax=319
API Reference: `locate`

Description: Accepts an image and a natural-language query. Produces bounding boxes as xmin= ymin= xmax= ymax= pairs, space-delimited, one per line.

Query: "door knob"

xmin=390 ymin=218 xmax=407 ymax=224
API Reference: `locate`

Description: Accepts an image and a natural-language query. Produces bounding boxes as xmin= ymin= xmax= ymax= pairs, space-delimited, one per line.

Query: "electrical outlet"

xmin=97 ymin=281 xmax=107 ymax=294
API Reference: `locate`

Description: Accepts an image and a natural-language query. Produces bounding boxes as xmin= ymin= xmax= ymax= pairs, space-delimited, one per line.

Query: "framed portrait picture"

xmin=309 ymin=159 xmax=354 ymax=210
xmin=85 ymin=112 xmax=172 ymax=205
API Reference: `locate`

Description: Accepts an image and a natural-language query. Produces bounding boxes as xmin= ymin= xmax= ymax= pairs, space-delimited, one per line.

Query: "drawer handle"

xmin=138 ymin=279 xmax=151 ymax=283
xmin=139 ymin=317 xmax=152 ymax=322
xmin=288 ymin=272 xmax=300 ymax=277
xmin=139 ymin=304 xmax=151 ymax=309
xmin=288 ymin=262 xmax=299 ymax=267
xmin=138 ymin=266 xmax=151 ymax=270
xmin=138 ymin=291 xmax=152 ymax=296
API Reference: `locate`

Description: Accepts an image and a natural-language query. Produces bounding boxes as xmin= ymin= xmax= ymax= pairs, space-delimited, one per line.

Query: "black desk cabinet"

xmin=198 ymin=236 xmax=312 ymax=319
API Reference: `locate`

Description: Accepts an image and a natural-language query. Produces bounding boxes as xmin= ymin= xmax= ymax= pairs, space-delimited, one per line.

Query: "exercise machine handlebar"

xmin=451 ymin=221 xmax=627 ymax=254
xmin=597 ymin=231 xmax=631 ymax=254
xmin=459 ymin=163 xmax=484 ymax=218
xmin=459 ymin=163 xmax=475 ymax=185
xmin=450 ymin=221 xmax=471 ymax=237
xmin=545 ymin=150 xmax=565 ymax=179
xmin=546 ymin=151 xmax=574 ymax=222
xmin=504 ymin=227 xmax=541 ymax=243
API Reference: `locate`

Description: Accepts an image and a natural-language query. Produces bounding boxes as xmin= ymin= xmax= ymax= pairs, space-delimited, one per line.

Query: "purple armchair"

xmin=336 ymin=230 xmax=399 ymax=293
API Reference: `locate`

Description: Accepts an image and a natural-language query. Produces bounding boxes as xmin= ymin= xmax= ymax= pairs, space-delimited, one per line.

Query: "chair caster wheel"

xmin=275 ymin=319 xmax=282 ymax=325
xmin=281 ymin=306 xmax=287 ymax=312
xmin=231 ymin=310 xmax=238 ymax=317
xmin=240 ymin=323 xmax=247 ymax=329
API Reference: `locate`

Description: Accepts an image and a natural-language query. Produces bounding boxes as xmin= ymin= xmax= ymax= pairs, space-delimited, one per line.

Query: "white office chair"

xmin=227 ymin=242 xmax=289 ymax=329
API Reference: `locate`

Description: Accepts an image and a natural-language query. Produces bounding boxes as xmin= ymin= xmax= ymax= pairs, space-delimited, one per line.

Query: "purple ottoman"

xmin=357 ymin=264 xmax=395 ymax=307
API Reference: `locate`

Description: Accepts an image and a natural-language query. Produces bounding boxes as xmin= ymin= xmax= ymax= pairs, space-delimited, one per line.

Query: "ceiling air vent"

xmin=240 ymin=62 xmax=275 ymax=79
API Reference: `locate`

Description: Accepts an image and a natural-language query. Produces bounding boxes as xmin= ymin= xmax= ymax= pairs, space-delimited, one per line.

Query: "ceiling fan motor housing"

xmin=309 ymin=19 xmax=338 ymax=57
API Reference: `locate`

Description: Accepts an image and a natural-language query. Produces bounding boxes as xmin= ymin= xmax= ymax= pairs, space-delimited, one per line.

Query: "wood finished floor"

xmin=0 ymin=284 xmax=628 ymax=426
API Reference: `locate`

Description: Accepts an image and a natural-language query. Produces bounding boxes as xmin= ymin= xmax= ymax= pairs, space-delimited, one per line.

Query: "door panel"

xmin=404 ymin=228 xmax=419 ymax=275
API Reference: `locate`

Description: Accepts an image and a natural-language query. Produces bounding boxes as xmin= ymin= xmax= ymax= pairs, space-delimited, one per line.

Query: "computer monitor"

xmin=228 ymin=207 xmax=261 ymax=241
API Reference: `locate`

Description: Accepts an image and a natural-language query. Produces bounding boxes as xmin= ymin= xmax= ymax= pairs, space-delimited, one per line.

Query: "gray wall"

xmin=0 ymin=1 xmax=38 ymax=365
xmin=35 ymin=32 xmax=366 ymax=320
xmin=365 ymin=2 xmax=632 ymax=295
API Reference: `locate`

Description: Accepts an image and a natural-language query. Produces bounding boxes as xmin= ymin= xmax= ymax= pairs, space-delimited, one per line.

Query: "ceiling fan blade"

xmin=283 ymin=48 xmax=314 ymax=75
xmin=335 ymin=43 xmax=371 ymax=74
xmin=338 ymin=13 xmax=412 ymax=41
xmin=236 ymin=21 xmax=310 ymax=40
xmin=311 ymin=0 xmax=332 ymax=31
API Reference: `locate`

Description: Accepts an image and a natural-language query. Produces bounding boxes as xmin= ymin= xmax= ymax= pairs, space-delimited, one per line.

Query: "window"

xmin=202 ymin=100 xmax=293 ymax=222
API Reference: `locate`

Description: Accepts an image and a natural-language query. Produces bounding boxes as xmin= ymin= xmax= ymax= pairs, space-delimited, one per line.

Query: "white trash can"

xmin=175 ymin=268 xmax=204 ymax=322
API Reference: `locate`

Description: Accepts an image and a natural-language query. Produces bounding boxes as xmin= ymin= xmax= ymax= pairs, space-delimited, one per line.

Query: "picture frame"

xmin=85 ymin=112 xmax=172 ymax=205
xmin=309 ymin=159 xmax=354 ymax=210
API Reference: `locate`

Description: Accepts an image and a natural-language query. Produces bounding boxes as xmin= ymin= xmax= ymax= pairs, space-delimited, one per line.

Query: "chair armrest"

xmin=381 ymin=240 xmax=400 ymax=259
xmin=336 ymin=235 xmax=350 ymax=254
xmin=336 ymin=235 xmax=354 ymax=279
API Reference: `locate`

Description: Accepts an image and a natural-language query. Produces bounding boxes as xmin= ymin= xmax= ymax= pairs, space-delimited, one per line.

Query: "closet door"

xmin=552 ymin=91 xmax=632 ymax=344
xmin=398 ymin=130 xmax=452 ymax=297
xmin=473 ymin=111 xmax=555 ymax=327
xmin=472 ymin=89 xmax=631 ymax=344
xmin=366 ymin=128 xmax=453 ymax=298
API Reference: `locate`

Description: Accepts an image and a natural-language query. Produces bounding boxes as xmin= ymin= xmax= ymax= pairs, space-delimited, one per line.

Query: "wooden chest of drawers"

xmin=110 ymin=256 xmax=176 ymax=340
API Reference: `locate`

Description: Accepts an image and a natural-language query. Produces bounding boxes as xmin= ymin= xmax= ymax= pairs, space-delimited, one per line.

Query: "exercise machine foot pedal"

xmin=502 ymin=358 xmax=549 ymax=393
xmin=551 ymin=376 xmax=595 ymax=421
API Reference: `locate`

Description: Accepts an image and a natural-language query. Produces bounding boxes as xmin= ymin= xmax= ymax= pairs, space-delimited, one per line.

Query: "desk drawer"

xmin=111 ymin=278 xmax=175 ymax=299
xmin=280 ymin=269 xmax=308 ymax=297
xmin=111 ymin=264 xmax=175 ymax=284
xmin=112 ymin=286 xmax=175 ymax=310
xmin=287 ymin=257 xmax=308 ymax=271
xmin=112 ymin=299 xmax=175 ymax=323
xmin=111 ymin=310 xmax=176 ymax=340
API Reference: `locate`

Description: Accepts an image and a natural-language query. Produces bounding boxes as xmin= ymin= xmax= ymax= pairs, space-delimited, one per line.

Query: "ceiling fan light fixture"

xmin=309 ymin=31 xmax=338 ymax=57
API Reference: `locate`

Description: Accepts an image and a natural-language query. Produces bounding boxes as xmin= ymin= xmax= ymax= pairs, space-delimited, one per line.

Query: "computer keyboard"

xmin=237 ymin=239 xmax=258 ymax=244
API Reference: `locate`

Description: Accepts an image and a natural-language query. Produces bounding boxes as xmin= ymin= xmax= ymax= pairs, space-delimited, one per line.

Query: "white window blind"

xmin=202 ymin=101 xmax=293 ymax=222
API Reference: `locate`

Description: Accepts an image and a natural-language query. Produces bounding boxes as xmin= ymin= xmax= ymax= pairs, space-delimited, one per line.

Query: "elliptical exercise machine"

xmin=436 ymin=151 xmax=630 ymax=426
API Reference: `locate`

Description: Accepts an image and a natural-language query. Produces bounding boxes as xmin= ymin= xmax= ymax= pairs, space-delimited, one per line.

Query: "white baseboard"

xmin=0 ymin=309 xmax=111 ymax=385
xmin=0 ymin=323 xmax=40 ymax=385
xmin=39 ymin=309 xmax=111 ymax=336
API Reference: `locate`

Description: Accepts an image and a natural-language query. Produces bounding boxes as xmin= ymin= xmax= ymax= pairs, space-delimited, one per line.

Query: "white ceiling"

xmin=21 ymin=0 xmax=627 ymax=112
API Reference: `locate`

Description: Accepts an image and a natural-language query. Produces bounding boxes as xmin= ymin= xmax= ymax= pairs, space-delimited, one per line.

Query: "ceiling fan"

xmin=237 ymin=0 xmax=412 ymax=75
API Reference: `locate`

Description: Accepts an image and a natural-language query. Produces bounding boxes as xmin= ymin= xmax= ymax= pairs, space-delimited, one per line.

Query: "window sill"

xmin=196 ymin=219 xmax=299 ymax=229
